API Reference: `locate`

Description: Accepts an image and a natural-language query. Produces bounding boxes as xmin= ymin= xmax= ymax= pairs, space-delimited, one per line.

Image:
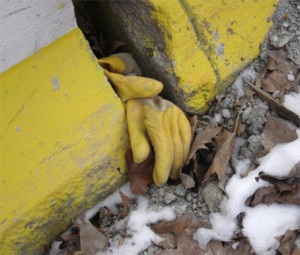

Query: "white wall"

xmin=0 ymin=0 xmax=77 ymax=73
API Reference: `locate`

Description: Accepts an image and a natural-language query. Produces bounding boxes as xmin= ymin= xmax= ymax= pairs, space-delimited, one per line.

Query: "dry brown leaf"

xmin=59 ymin=230 xmax=81 ymax=255
xmin=246 ymin=186 xmax=279 ymax=206
xmin=189 ymin=115 xmax=199 ymax=142
xmin=259 ymin=115 xmax=298 ymax=156
xmin=231 ymin=238 xmax=254 ymax=255
xmin=152 ymin=214 xmax=209 ymax=237
xmin=176 ymin=229 xmax=204 ymax=255
xmin=247 ymin=171 xmax=300 ymax=206
xmin=79 ymin=220 xmax=108 ymax=254
xmin=276 ymin=229 xmax=298 ymax=255
xmin=153 ymin=215 xmax=210 ymax=255
xmin=152 ymin=214 xmax=192 ymax=236
xmin=206 ymin=240 xmax=231 ymax=255
xmin=289 ymin=161 xmax=300 ymax=177
xmin=267 ymin=50 xmax=298 ymax=76
xmin=204 ymin=130 xmax=236 ymax=181
xmin=126 ymin=149 xmax=154 ymax=195
xmin=188 ymin=127 xmax=222 ymax=159
xmin=156 ymin=233 xmax=177 ymax=249
xmin=118 ymin=190 xmax=133 ymax=219
xmin=180 ymin=172 xmax=195 ymax=189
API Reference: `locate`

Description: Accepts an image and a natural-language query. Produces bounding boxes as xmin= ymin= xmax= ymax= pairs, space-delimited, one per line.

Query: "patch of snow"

xmin=284 ymin=92 xmax=300 ymax=116
xmin=100 ymin=196 xmax=175 ymax=255
xmin=194 ymin=136 xmax=300 ymax=255
xmin=84 ymin=182 xmax=136 ymax=220
xmin=194 ymin=213 xmax=237 ymax=249
xmin=243 ymin=204 xmax=300 ymax=255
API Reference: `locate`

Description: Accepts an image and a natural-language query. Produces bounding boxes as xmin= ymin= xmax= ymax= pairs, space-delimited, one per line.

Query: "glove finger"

xmin=98 ymin=55 xmax=126 ymax=74
xmin=104 ymin=70 xmax=163 ymax=102
xmin=99 ymin=53 xmax=141 ymax=76
xmin=144 ymin=103 xmax=174 ymax=187
xmin=126 ymin=99 xmax=150 ymax=163
xmin=177 ymin=109 xmax=192 ymax=163
xmin=167 ymin=107 xmax=184 ymax=180
xmin=113 ymin=53 xmax=142 ymax=75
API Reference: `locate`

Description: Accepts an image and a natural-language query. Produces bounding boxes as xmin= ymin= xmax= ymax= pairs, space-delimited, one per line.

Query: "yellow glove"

xmin=99 ymin=53 xmax=163 ymax=102
xmin=126 ymin=96 xmax=191 ymax=187
xmin=98 ymin=53 xmax=142 ymax=76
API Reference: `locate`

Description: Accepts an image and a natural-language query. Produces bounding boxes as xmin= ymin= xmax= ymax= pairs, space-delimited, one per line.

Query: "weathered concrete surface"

xmin=81 ymin=0 xmax=278 ymax=114
xmin=0 ymin=28 xmax=128 ymax=254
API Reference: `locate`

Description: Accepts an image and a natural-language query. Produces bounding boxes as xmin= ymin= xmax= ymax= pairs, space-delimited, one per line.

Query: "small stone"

xmin=259 ymin=51 xmax=268 ymax=60
xmin=186 ymin=192 xmax=192 ymax=202
xmin=270 ymin=34 xmax=290 ymax=48
xmin=242 ymin=107 xmax=252 ymax=123
xmin=282 ymin=21 xmax=290 ymax=28
xmin=164 ymin=193 xmax=177 ymax=204
xmin=287 ymin=73 xmax=295 ymax=82
xmin=158 ymin=188 xmax=165 ymax=198
xmin=213 ymin=113 xmax=223 ymax=125
xmin=147 ymin=246 xmax=159 ymax=255
xmin=221 ymin=109 xmax=231 ymax=119
xmin=247 ymin=135 xmax=263 ymax=152
xmin=174 ymin=184 xmax=187 ymax=197
xmin=192 ymin=198 xmax=198 ymax=204
xmin=192 ymin=203 xmax=198 ymax=211
xmin=192 ymin=192 xmax=198 ymax=198
xmin=220 ymin=98 xmax=231 ymax=109
xmin=202 ymin=181 xmax=224 ymax=213
xmin=272 ymin=90 xmax=280 ymax=99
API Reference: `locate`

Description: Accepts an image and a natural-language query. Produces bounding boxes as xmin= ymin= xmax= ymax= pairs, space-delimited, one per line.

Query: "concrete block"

xmin=0 ymin=28 xmax=128 ymax=254
xmin=82 ymin=0 xmax=277 ymax=114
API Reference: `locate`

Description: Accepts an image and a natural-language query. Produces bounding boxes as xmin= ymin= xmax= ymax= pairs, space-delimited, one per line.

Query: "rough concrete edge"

xmin=74 ymin=0 xmax=190 ymax=110
xmin=0 ymin=159 xmax=127 ymax=255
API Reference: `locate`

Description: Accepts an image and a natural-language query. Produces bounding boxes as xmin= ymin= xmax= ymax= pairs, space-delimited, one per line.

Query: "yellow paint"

xmin=0 ymin=28 xmax=128 ymax=254
xmin=150 ymin=0 xmax=277 ymax=112
xmin=151 ymin=0 xmax=217 ymax=112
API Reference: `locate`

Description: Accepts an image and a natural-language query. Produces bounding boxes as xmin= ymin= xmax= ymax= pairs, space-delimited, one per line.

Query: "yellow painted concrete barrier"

xmin=0 ymin=28 xmax=128 ymax=254
xmin=82 ymin=0 xmax=277 ymax=114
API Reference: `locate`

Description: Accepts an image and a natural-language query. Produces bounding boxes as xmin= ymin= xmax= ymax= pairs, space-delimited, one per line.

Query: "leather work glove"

xmin=99 ymin=53 xmax=163 ymax=102
xmin=126 ymin=96 xmax=191 ymax=187
xmin=98 ymin=53 xmax=191 ymax=187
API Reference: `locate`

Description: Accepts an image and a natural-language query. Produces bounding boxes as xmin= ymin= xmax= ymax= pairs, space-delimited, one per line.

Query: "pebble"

xmin=174 ymin=184 xmax=187 ymax=197
xmin=259 ymin=51 xmax=268 ymax=60
xmin=287 ymin=73 xmax=295 ymax=81
xmin=283 ymin=20 xmax=290 ymax=28
xmin=158 ymin=188 xmax=164 ymax=197
xmin=192 ymin=192 xmax=199 ymax=198
xmin=147 ymin=246 xmax=159 ymax=255
xmin=245 ymin=101 xmax=268 ymax=135
xmin=192 ymin=204 xmax=198 ymax=211
xmin=247 ymin=135 xmax=263 ymax=152
xmin=270 ymin=34 xmax=290 ymax=48
xmin=222 ymin=109 xmax=231 ymax=119
xmin=220 ymin=97 xmax=231 ymax=109
xmin=213 ymin=113 xmax=223 ymax=124
xmin=242 ymin=107 xmax=252 ymax=123
xmin=186 ymin=192 xmax=192 ymax=202
xmin=202 ymin=181 xmax=224 ymax=213
xmin=164 ymin=193 xmax=177 ymax=204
